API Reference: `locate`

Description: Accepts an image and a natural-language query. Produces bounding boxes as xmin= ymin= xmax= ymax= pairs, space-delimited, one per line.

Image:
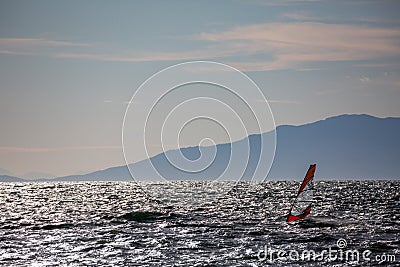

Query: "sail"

xmin=287 ymin=164 xmax=316 ymax=222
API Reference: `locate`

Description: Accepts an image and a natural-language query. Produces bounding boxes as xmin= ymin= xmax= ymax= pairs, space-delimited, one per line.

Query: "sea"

xmin=0 ymin=180 xmax=398 ymax=266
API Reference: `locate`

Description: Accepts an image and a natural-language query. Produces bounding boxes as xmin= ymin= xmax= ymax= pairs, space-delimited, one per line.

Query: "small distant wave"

xmin=298 ymin=217 xmax=343 ymax=228
xmin=32 ymin=223 xmax=75 ymax=230
xmin=119 ymin=211 xmax=166 ymax=222
xmin=279 ymin=232 xmax=336 ymax=244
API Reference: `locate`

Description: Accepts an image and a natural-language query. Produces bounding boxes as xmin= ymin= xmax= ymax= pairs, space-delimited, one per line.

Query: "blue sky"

xmin=0 ymin=0 xmax=399 ymax=178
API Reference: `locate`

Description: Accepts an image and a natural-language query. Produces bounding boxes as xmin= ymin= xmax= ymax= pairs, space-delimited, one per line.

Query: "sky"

xmin=0 ymin=0 xmax=399 ymax=178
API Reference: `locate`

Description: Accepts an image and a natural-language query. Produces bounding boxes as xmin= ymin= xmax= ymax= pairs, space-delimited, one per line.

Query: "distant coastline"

xmin=2 ymin=114 xmax=399 ymax=182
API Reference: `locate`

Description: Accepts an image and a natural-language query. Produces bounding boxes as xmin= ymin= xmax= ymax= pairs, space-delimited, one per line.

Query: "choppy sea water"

xmin=0 ymin=181 xmax=398 ymax=266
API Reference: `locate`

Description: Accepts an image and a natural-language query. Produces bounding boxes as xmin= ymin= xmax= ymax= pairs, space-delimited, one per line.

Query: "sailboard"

xmin=287 ymin=164 xmax=316 ymax=222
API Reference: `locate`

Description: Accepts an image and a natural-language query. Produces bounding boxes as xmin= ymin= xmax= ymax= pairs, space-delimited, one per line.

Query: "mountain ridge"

xmin=2 ymin=114 xmax=399 ymax=182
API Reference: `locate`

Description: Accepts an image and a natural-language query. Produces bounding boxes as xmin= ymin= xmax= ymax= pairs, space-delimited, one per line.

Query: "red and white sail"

xmin=287 ymin=164 xmax=316 ymax=222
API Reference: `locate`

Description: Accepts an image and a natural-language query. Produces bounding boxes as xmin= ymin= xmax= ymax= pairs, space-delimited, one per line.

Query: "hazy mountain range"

xmin=1 ymin=114 xmax=399 ymax=182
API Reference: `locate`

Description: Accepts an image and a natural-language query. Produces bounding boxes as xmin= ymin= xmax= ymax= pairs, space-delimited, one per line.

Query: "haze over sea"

xmin=1 ymin=180 xmax=398 ymax=266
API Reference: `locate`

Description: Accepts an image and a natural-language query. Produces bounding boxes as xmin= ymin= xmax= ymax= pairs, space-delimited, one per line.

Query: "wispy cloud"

xmin=354 ymin=62 xmax=400 ymax=68
xmin=0 ymin=146 xmax=121 ymax=153
xmin=256 ymin=99 xmax=299 ymax=104
xmin=279 ymin=10 xmax=400 ymax=24
xmin=360 ymin=76 xmax=371 ymax=83
xmin=64 ymin=146 xmax=122 ymax=150
xmin=3 ymin=22 xmax=400 ymax=72
xmin=195 ymin=22 xmax=400 ymax=70
xmin=0 ymin=49 xmax=33 ymax=55
xmin=0 ymin=38 xmax=92 ymax=56
xmin=123 ymin=100 xmax=139 ymax=105
xmin=52 ymin=45 xmax=236 ymax=62
xmin=0 ymin=38 xmax=91 ymax=47
xmin=280 ymin=11 xmax=327 ymax=21
xmin=249 ymin=0 xmax=399 ymax=7
xmin=0 ymin=147 xmax=54 ymax=153
xmin=243 ymin=0 xmax=325 ymax=7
